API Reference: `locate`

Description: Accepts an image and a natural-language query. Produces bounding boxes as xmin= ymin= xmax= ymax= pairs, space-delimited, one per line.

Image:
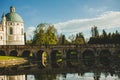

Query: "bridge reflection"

xmin=0 ymin=45 xmax=120 ymax=80
xmin=0 ymin=55 xmax=120 ymax=75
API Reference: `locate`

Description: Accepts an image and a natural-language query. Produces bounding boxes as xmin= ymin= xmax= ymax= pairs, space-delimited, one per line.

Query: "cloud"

xmin=82 ymin=6 xmax=108 ymax=17
xmin=26 ymin=11 xmax=120 ymax=40
xmin=26 ymin=26 xmax=36 ymax=40
xmin=54 ymin=11 xmax=120 ymax=38
xmin=85 ymin=6 xmax=107 ymax=12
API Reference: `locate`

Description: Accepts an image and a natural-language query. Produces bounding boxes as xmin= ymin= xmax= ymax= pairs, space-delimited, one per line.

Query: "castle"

xmin=0 ymin=6 xmax=24 ymax=45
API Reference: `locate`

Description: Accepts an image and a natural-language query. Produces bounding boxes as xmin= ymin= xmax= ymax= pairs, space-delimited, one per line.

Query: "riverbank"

xmin=0 ymin=56 xmax=27 ymax=67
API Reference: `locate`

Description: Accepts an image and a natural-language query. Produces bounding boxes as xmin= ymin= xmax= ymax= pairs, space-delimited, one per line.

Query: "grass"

xmin=0 ymin=56 xmax=23 ymax=60
xmin=0 ymin=56 xmax=27 ymax=67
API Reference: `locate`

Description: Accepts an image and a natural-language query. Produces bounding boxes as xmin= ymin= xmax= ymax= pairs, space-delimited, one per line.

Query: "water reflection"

xmin=0 ymin=55 xmax=120 ymax=80
xmin=56 ymin=73 xmax=119 ymax=80
xmin=0 ymin=72 xmax=119 ymax=80
xmin=0 ymin=75 xmax=25 ymax=80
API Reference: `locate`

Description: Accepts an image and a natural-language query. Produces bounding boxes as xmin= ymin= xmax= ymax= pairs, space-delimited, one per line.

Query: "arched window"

xmin=10 ymin=27 xmax=13 ymax=35
xmin=1 ymin=36 xmax=2 ymax=40
xmin=0 ymin=36 xmax=2 ymax=40
xmin=21 ymin=28 xmax=24 ymax=35
xmin=10 ymin=23 xmax=12 ymax=25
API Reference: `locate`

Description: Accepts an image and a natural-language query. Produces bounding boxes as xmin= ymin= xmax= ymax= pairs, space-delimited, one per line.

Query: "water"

xmin=0 ymin=53 xmax=120 ymax=80
xmin=0 ymin=73 xmax=119 ymax=80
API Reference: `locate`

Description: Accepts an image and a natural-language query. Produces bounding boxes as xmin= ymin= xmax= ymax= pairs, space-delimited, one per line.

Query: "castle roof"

xmin=5 ymin=6 xmax=23 ymax=22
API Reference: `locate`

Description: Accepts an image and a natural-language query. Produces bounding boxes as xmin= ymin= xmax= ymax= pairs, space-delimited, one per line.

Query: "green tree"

xmin=69 ymin=34 xmax=76 ymax=44
xmin=91 ymin=26 xmax=99 ymax=37
xmin=57 ymin=34 xmax=69 ymax=44
xmin=32 ymin=23 xmax=46 ymax=44
xmin=75 ymin=32 xmax=85 ymax=44
xmin=102 ymin=29 xmax=107 ymax=38
xmin=46 ymin=25 xmax=57 ymax=44
xmin=32 ymin=23 xmax=57 ymax=45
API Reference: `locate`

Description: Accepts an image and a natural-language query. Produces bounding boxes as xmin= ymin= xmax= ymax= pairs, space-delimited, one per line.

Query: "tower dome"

xmin=5 ymin=6 xmax=23 ymax=22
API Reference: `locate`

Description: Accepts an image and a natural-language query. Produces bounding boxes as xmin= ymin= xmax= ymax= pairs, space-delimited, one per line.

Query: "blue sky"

xmin=0 ymin=0 xmax=120 ymax=40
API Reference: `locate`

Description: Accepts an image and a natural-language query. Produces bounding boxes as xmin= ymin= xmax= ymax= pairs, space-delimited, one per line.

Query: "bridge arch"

xmin=82 ymin=49 xmax=95 ymax=66
xmin=114 ymin=50 xmax=120 ymax=57
xmin=99 ymin=49 xmax=111 ymax=65
xmin=50 ymin=50 xmax=62 ymax=68
xmin=82 ymin=49 xmax=95 ymax=59
xmin=0 ymin=50 xmax=5 ymax=56
xmin=99 ymin=49 xmax=111 ymax=57
xmin=66 ymin=49 xmax=78 ymax=59
xmin=36 ymin=50 xmax=47 ymax=68
xmin=66 ymin=49 xmax=78 ymax=67
xmin=36 ymin=50 xmax=44 ymax=59
xmin=10 ymin=50 xmax=18 ymax=56
xmin=22 ymin=50 xmax=31 ymax=57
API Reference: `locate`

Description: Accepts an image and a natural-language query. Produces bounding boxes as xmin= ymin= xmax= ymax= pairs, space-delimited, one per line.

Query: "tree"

xmin=32 ymin=23 xmax=46 ymax=44
xmin=46 ymin=25 xmax=57 ymax=44
xmin=75 ymin=32 xmax=85 ymax=44
xmin=102 ymin=29 xmax=107 ymax=38
xmin=57 ymin=34 xmax=69 ymax=44
xmin=32 ymin=23 xmax=57 ymax=45
xmin=91 ymin=26 xmax=99 ymax=37
xmin=69 ymin=34 xmax=76 ymax=44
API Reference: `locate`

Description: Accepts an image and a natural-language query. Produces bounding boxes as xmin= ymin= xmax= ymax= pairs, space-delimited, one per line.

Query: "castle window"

xmin=7 ymin=22 xmax=9 ymax=26
xmin=10 ymin=27 xmax=13 ymax=35
xmin=21 ymin=28 xmax=24 ymax=35
xmin=1 ymin=36 xmax=2 ymax=40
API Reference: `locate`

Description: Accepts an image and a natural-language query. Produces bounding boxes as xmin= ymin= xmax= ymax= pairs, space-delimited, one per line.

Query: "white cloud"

xmin=26 ymin=26 xmax=36 ymax=40
xmin=82 ymin=6 xmax=108 ymax=16
xmin=54 ymin=11 xmax=120 ymax=38
xmin=26 ymin=11 xmax=120 ymax=40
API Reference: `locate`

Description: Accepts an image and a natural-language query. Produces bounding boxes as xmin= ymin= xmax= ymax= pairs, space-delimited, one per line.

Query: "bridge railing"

xmin=0 ymin=44 xmax=120 ymax=49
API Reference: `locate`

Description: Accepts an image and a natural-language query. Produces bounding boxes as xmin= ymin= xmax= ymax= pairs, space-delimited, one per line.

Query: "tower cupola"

xmin=10 ymin=6 xmax=15 ymax=12
xmin=1 ymin=13 xmax=6 ymax=22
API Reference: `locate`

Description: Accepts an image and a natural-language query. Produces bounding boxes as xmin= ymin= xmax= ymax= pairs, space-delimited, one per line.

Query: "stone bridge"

xmin=0 ymin=44 xmax=120 ymax=73
xmin=0 ymin=44 xmax=120 ymax=57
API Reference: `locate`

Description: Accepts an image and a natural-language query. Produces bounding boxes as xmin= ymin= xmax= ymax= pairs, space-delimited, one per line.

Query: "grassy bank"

xmin=0 ymin=56 xmax=27 ymax=67
xmin=0 ymin=56 xmax=23 ymax=60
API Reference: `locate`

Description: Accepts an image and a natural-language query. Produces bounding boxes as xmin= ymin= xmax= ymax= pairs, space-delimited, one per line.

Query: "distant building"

xmin=0 ymin=6 xmax=24 ymax=45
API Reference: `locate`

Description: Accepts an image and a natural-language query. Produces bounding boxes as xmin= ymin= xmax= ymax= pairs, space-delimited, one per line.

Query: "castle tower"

xmin=0 ymin=6 xmax=25 ymax=45
xmin=2 ymin=13 xmax=6 ymax=45
xmin=10 ymin=6 xmax=15 ymax=12
xmin=0 ymin=13 xmax=6 ymax=45
xmin=4 ymin=6 xmax=25 ymax=45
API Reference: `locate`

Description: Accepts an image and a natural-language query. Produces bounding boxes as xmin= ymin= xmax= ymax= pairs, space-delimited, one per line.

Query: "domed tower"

xmin=0 ymin=13 xmax=6 ymax=45
xmin=5 ymin=6 xmax=25 ymax=45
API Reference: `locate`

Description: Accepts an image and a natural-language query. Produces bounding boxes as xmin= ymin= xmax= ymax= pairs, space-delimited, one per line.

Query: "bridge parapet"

xmin=0 ymin=44 xmax=120 ymax=49
xmin=0 ymin=44 xmax=119 ymax=57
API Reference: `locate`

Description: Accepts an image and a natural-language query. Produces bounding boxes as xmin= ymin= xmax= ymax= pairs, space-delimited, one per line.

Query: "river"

xmin=0 ymin=52 xmax=120 ymax=80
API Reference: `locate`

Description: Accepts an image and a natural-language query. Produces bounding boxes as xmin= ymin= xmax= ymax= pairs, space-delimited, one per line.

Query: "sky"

xmin=0 ymin=0 xmax=120 ymax=40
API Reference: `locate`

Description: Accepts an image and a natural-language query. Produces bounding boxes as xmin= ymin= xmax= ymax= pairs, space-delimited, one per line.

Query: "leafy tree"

xmin=69 ymin=34 xmax=76 ymax=44
xmin=32 ymin=23 xmax=57 ymax=45
xmin=75 ymin=32 xmax=85 ymax=44
xmin=26 ymin=40 xmax=32 ymax=45
xmin=88 ymin=26 xmax=120 ymax=44
xmin=32 ymin=23 xmax=45 ymax=44
xmin=91 ymin=26 xmax=99 ymax=37
xmin=102 ymin=29 xmax=107 ymax=38
xmin=57 ymin=34 xmax=69 ymax=44
xmin=46 ymin=25 xmax=57 ymax=44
